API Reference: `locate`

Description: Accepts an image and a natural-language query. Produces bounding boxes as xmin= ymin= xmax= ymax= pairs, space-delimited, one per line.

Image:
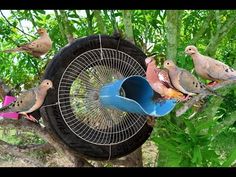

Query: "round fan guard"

xmin=40 ymin=34 xmax=153 ymax=160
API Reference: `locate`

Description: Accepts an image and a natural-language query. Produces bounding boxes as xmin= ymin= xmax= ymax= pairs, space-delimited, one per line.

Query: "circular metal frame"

xmin=58 ymin=48 xmax=147 ymax=145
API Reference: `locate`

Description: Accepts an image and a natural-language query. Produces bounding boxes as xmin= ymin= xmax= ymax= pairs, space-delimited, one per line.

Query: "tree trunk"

xmin=122 ymin=10 xmax=135 ymax=44
xmin=85 ymin=10 xmax=94 ymax=35
xmin=54 ymin=10 xmax=67 ymax=45
xmin=59 ymin=10 xmax=74 ymax=43
xmin=165 ymin=10 xmax=182 ymax=62
xmin=94 ymin=10 xmax=107 ymax=34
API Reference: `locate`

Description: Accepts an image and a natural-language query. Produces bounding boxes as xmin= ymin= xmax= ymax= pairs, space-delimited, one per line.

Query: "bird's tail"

xmin=0 ymin=101 xmax=15 ymax=113
xmin=1 ymin=47 xmax=23 ymax=53
xmin=228 ymin=76 xmax=236 ymax=80
xmin=202 ymin=84 xmax=223 ymax=97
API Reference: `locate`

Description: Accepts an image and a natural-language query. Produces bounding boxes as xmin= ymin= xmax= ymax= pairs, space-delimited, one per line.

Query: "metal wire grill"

xmin=58 ymin=47 xmax=147 ymax=145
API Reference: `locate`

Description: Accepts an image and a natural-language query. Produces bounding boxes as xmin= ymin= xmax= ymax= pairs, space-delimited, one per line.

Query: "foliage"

xmin=0 ymin=10 xmax=236 ymax=167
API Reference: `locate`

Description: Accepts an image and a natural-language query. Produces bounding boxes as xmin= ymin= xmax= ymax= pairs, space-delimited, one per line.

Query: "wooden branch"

xmin=205 ymin=13 xmax=236 ymax=56
xmin=0 ymin=118 xmax=94 ymax=167
xmin=191 ymin=11 xmax=215 ymax=45
xmin=176 ymin=80 xmax=236 ymax=117
xmin=16 ymin=143 xmax=54 ymax=153
xmin=215 ymin=10 xmax=222 ymax=31
xmin=0 ymin=139 xmax=46 ymax=167
xmin=0 ymin=10 xmax=35 ymax=40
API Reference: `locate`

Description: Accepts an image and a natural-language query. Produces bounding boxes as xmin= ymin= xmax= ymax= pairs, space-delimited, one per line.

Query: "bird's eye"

xmin=189 ymin=48 xmax=192 ymax=51
xmin=47 ymin=82 xmax=49 ymax=85
xmin=167 ymin=62 xmax=169 ymax=65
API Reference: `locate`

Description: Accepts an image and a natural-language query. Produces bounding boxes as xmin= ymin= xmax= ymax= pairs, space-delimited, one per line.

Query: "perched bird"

xmin=2 ymin=28 xmax=52 ymax=58
xmin=145 ymin=57 xmax=185 ymax=101
xmin=163 ymin=59 xmax=219 ymax=100
xmin=185 ymin=45 xmax=236 ymax=86
xmin=0 ymin=79 xmax=53 ymax=122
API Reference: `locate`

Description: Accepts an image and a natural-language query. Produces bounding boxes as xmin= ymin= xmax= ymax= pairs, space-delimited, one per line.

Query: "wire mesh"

xmin=58 ymin=48 xmax=147 ymax=145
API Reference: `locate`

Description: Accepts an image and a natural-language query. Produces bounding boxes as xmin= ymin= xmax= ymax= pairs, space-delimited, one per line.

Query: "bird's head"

xmin=185 ymin=45 xmax=198 ymax=55
xmin=163 ymin=59 xmax=176 ymax=70
xmin=40 ymin=79 xmax=54 ymax=90
xmin=37 ymin=28 xmax=47 ymax=35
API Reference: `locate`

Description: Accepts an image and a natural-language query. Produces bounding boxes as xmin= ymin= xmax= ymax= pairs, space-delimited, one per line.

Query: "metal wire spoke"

xmin=58 ymin=48 xmax=146 ymax=145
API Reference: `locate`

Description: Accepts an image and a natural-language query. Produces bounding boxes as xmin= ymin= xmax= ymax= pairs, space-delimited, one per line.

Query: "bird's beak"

xmin=145 ymin=57 xmax=153 ymax=66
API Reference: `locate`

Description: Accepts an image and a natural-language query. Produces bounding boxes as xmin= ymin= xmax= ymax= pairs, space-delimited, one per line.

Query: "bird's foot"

xmin=207 ymin=81 xmax=218 ymax=87
xmin=183 ymin=95 xmax=191 ymax=101
xmin=24 ymin=114 xmax=39 ymax=123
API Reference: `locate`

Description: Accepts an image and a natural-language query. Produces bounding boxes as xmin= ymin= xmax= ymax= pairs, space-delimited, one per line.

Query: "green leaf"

xmin=192 ymin=145 xmax=202 ymax=165
xmin=37 ymin=10 xmax=46 ymax=14
xmin=46 ymin=14 xmax=51 ymax=20
xmin=222 ymin=148 xmax=236 ymax=167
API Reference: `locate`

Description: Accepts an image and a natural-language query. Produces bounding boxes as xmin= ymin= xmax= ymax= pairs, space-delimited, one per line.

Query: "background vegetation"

xmin=0 ymin=10 xmax=236 ymax=167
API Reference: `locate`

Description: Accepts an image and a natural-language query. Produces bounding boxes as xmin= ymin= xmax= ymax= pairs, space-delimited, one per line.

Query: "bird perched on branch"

xmin=163 ymin=59 xmax=220 ymax=100
xmin=145 ymin=57 xmax=185 ymax=101
xmin=0 ymin=79 xmax=53 ymax=122
xmin=185 ymin=45 xmax=236 ymax=86
xmin=2 ymin=28 xmax=52 ymax=58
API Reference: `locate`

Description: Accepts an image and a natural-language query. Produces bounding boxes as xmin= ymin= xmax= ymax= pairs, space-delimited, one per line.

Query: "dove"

xmin=145 ymin=57 xmax=185 ymax=101
xmin=0 ymin=79 xmax=53 ymax=122
xmin=185 ymin=45 xmax=236 ymax=86
xmin=3 ymin=28 xmax=52 ymax=58
xmin=163 ymin=59 xmax=219 ymax=99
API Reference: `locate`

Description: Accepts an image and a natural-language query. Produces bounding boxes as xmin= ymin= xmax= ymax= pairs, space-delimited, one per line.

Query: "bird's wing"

xmin=12 ymin=89 xmax=37 ymax=113
xmin=205 ymin=56 xmax=236 ymax=80
xmin=178 ymin=70 xmax=202 ymax=94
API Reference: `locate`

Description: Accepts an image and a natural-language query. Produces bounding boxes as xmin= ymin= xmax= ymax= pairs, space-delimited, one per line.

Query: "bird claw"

xmin=182 ymin=95 xmax=191 ymax=101
xmin=24 ymin=114 xmax=39 ymax=123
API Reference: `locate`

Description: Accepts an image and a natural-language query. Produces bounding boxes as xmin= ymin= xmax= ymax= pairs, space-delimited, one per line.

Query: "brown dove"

xmin=163 ymin=59 xmax=219 ymax=99
xmin=185 ymin=45 xmax=236 ymax=85
xmin=3 ymin=28 xmax=52 ymax=58
xmin=0 ymin=79 xmax=53 ymax=122
xmin=145 ymin=57 xmax=185 ymax=101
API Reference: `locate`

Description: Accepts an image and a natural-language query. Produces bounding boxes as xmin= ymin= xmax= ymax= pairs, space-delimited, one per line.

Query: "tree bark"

xmin=0 ymin=140 xmax=46 ymax=167
xmin=54 ymin=10 xmax=67 ymax=45
xmin=0 ymin=118 xmax=93 ymax=167
xmin=122 ymin=10 xmax=135 ymax=44
xmin=59 ymin=10 xmax=74 ymax=43
xmin=165 ymin=10 xmax=182 ymax=62
xmin=205 ymin=13 xmax=236 ymax=56
xmin=94 ymin=10 xmax=107 ymax=34
xmin=85 ymin=10 xmax=94 ymax=35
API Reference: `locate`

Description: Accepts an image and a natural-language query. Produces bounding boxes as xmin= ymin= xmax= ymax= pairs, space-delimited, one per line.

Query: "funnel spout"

xmin=99 ymin=76 xmax=176 ymax=117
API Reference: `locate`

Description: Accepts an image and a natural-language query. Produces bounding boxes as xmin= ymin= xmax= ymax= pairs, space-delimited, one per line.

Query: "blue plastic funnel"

xmin=99 ymin=75 xmax=176 ymax=117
